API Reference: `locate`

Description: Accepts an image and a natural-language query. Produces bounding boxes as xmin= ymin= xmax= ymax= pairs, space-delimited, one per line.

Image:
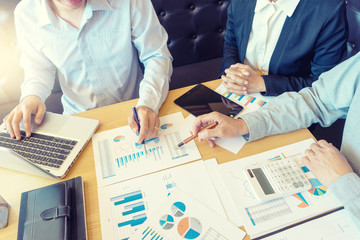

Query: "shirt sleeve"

xmin=329 ymin=173 xmax=360 ymax=230
xmin=130 ymin=0 xmax=173 ymax=113
xmin=14 ymin=6 xmax=56 ymax=103
xmin=220 ymin=2 xmax=240 ymax=77
xmin=262 ymin=0 xmax=348 ymax=96
xmin=241 ymin=52 xmax=360 ymax=142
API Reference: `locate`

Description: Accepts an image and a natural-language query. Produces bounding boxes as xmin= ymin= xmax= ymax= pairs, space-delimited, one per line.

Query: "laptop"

xmin=0 ymin=112 xmax=99 ymax=179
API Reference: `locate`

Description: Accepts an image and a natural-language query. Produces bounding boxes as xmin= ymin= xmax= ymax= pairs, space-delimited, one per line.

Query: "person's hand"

xmin=128 ymin=105 xmax=160 ymax=144
xmin=301 ymin=140 xmax=353 ymax=187
xmin=221 ymin=63 xmax=266 ymax=95
xmin=192 ymin=112 xmax=249 ymax=147
xmin=3 ymin=95 xmax=46 ymax=140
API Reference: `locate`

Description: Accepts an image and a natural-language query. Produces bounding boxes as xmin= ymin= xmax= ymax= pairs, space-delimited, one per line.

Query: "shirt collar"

xmin=255 ymin=0 xmax=300 ymax=17
xmin=38 ymin=0 xmax=56 ymax=27
xmin=37 ymin=0 xmax=115 ymax=28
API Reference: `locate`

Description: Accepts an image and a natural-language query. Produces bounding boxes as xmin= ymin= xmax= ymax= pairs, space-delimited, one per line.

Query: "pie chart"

xmin=177 ymin=217 xmax=202 ymax=239
xmin=159 ymin=214 xmax=174 ymax=230
xmin=171 ymin=202 xmax=186 ymax=217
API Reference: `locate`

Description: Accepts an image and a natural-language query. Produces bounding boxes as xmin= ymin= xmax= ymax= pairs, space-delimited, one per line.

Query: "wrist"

xmin=235 ymin=118 xmax=249 ymax=136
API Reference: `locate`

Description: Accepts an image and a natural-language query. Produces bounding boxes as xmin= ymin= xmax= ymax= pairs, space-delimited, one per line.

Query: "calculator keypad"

xmin=263 ymin=159 xmax=311 ymax=193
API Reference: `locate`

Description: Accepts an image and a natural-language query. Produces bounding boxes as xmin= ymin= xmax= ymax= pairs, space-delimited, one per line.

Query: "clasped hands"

xmin=221 ymin=63 xmax=266 ymax=95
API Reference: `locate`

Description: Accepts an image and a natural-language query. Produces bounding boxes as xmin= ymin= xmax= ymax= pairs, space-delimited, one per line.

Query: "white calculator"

xmin=244 ymin=158 xmax=312 ymax=201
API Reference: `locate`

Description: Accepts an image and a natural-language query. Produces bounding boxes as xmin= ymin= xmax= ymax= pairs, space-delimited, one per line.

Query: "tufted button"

xmin=218 ymin=28 xmax=223 ymax=33
xmin=167 ymin=40 xmax=171 ymax=45
xmin=218 ymin=0 xmax=223 ymax=5
xmin=160 ymin=11 xmax=166 ymax=17
xmin=192 ymin=34 xmax=197 ymax=39
xmin=189 ymin=4 xmax=195 ymax=10
xmin=352 ymin=44 xmax=356 ymax=49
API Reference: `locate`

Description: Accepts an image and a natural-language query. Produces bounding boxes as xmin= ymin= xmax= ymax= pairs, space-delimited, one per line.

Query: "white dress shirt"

xmin=244 ymin=0 xmax=299 ymax=75
xmin=14 ymin=0 xmax=172 ymax=114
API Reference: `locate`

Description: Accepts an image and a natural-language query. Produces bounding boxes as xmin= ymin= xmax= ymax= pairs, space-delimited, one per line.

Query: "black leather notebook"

xmin=17 ymin=176 xmax=87 ymax=240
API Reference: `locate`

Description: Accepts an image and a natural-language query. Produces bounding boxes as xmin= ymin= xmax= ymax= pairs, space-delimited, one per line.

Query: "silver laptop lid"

xmin=0 ymin=112 xmax=99 ymax=178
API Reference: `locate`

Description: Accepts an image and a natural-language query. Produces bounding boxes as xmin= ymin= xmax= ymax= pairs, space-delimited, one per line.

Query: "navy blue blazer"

xmin=221 ymin=0 xmax=348 ymax=96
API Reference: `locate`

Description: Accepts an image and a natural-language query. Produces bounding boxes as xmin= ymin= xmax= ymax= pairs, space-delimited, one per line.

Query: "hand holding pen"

xmin=128 ymin=106 xmax=160 ymax=144
xmin=191 ymin=112 xmax=249 ymax=148
xmin=174 ymin=121 xmax=218 ymax=149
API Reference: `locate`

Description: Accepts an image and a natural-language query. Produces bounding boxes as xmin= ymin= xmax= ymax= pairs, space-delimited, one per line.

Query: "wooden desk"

xmin=0 ymin=79 xmax=315 ymax=239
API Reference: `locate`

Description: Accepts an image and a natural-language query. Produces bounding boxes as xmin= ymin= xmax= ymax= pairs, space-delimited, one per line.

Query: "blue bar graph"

xmin=122 ymin=204 xmax=145 ymax=216
xmin=112 ymin=190 xmax=143 ymax=205
xmin=238 ymin=95 xmax=245 ymax=101
xmin=118 ymin=213 xmax=147 ymax=227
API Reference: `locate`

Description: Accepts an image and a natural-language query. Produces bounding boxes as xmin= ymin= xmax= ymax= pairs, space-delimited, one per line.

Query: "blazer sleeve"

xmin=263 ymin=0 xmax=348 ymax=96
xmin=220 ymin=2 xmax=239 ymax=77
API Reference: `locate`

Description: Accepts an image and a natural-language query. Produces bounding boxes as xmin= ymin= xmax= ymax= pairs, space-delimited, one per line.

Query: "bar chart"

xmin=111 ymin=190 xmax=148 ymax=239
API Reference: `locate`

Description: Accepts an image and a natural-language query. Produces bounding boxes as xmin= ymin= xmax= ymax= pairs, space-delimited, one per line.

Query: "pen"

xmin=173 ymin=121 xmax=218 ymax=149
xmin=132 ymin=107 xmax=147 ymax=154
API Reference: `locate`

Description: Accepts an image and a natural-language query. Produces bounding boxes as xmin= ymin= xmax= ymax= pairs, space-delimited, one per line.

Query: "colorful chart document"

xmin=129 ymin=189 xmax=246 ymax=240
xmin=92 ymin=112 xmax=202 ymax=187
xmin=208 ymin=139 xmax=343 ymax=238
xmin=262 ymin=209 xmax=360 ymax=240
xmin=98 ymin=161 xmax=227 ymax=240
xmin=215 ymin=83 xmax=272 ymax=116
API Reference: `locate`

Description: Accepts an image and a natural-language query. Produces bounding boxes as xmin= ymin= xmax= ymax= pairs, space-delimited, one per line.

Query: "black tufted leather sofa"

xmin=150 ymin=0 xmax=230 ymax=90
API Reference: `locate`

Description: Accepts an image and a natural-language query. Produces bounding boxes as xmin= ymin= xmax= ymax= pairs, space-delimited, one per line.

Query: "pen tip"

xmin=173 ymin=145 xmax=179 ymax=150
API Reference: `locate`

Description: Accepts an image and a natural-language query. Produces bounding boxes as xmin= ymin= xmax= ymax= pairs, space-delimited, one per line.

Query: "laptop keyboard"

xmin=0 ymin=131 xmax=77 ymax=169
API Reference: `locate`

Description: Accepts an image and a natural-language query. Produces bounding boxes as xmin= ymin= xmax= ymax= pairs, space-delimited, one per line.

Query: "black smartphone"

xmin=0 ymin=195 xmax=9 ymax=229
xmin=174 ymin=84 xmax=243 ymax=117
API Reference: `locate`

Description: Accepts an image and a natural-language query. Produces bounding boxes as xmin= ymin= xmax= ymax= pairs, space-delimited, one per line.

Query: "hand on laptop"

xmin=128 ymin=105 xmax=160 ymax=144
xmin=3 ymin=95 xmax=46 ymax=140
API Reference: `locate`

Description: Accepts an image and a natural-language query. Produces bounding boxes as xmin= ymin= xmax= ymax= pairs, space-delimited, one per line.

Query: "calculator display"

xmin=252 ymin=168 xmax=275 ymax=195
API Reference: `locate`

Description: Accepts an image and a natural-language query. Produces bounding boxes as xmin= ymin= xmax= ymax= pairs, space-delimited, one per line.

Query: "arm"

xmin=4 ymin=5 xmax=57 ymax=139
xmin=262 ymin=0 xmax=348 ymax=96
xmin=220 ymin=2 xmax=240 ymax=76
xmin=330 ymin=173 xmax=360 ymax=230
xmin=130 ymin=0 xmax=172 ymax=113
xmin=241 ymin=52 xmax=360 ymax=142
xmin=128 ymin=0 xmax=172 ymax=142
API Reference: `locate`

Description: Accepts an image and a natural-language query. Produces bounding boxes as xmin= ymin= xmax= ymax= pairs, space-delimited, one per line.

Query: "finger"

xmin=301 ymin=156 xmax=311 ymax=167
xmin=317 ymin=139 xmax=330 ymax=148
xmin=226 ymin=68 xmax=250 ymax=81
xmin=138 ymin=114 xmax=149 ymax=144
xmin=22 ymin=107 xmax=32 ymax=138
xmin=12 ymin=110 xmax=23 ymax=140
xmin=154 ymin=117 xmax=160 ymax=136
xmin=34 ymin=103 xmax=46 ymax=125
xmin=146 ymin=115 xmax=157 ymax=139
xmin=192 ymin=113 xmax=214 ymax=135
xmin=4 ymin=113 xmax=15 ymax=138
xmin=198 ymin=128 xmax=220 ymax=141
xmin=128 ymin=113 xmax=138 ymax=133
xmin=208 ymin=139 xmax=216 ymax=148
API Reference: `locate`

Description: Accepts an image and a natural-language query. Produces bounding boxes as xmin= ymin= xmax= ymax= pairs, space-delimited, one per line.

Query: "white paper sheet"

xmin=185 ymin=114 xmax=246 ymax=154
xmin=218 ymin=139 xmax=343 ymax=238
xmin=204 ymin=159 xmax=244 ymax=226
xmin=98 ymin=160 xmax=227 ymax=240
xmin=92 ymin=112 xmax=202 ymax=187
xmin=129 ymin=188 xmax=246 ymax=240
xmin=262 ymin=209 xmax=360 ymax=240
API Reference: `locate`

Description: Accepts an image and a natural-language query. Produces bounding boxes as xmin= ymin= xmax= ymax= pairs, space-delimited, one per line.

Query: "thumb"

xmin=198 ymin=128 xmax=220 ymax=141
